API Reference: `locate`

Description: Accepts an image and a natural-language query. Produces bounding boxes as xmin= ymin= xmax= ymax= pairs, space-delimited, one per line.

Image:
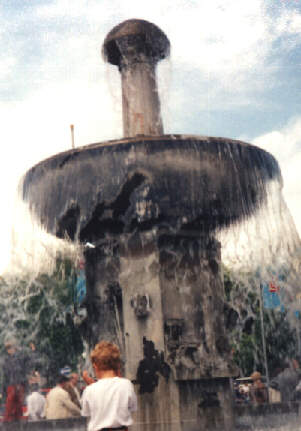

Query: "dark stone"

xmin=136 ymin=337 xmax=170 ymax=394
xmin=103 ymin=19 xmax=170 ymax=67
xmin=130 ymin=294 xmax=151 ymax=318
xmin=22 ymin=136 xmax=281 ymax=241
xmin=216 ymin=335 xmax=231 ymax=355
xmin=57 ymin=205 xmax=80 ymax=240
xmin=198 ymin=390 xmax=220 ymax=408
xmin=224 ymin=303 xmax=239 ymax=330
xmin=243 ymin=317 xmax=254 ymax=335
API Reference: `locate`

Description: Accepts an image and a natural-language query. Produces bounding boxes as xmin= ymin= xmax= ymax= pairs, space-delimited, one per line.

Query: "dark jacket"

xmin=270 ymin=367 xmax=300 ymax=402
xmin=250 ymin=383 xmax=268 ymax=404
xmin=3 ymin=349 xmax=32 ymax=390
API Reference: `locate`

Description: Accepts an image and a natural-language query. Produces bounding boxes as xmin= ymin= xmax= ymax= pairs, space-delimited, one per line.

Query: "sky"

xmin=1 ymin=0 xmax=301 ymax=274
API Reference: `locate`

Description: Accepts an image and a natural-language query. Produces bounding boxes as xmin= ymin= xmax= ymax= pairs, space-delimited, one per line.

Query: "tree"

xmin=224 ymin=266 xmax=298 ymax=377
xmin=0 ymin=256 xmax=84 ymax=385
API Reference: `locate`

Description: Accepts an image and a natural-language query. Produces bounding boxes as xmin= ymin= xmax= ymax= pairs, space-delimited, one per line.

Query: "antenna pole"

xmin=70 ymin=124 xmax=75 ymax=149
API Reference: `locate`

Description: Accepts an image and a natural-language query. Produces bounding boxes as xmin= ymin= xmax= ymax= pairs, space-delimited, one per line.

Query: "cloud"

xmin=31 ymin=0 xmax=301 ymax=80
xmin=252 ymin=116 xmax=301 ymax=237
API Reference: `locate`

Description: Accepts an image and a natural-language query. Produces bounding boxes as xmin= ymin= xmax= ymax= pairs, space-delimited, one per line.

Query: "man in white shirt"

xmin=81 ymin=341 xmax=137 ymax=431
xmin=26 ymin=385 xmax=46 ymax=421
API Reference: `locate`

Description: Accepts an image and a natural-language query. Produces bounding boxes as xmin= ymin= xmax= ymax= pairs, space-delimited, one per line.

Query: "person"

xmin=2 ymin=337 xmax=31 ymax=422
xmin=239 ymin=382 xmax=250 ymax=403
xmin=82 ymin=369 xmax=96 ymax=385
xmin=81 ymin=340 xmax=137 ymax=431
xmin=44 ymin=374 xmax=81 ymax=419
xmin=26 ymin=343 xmax=47 ymax=389
xmin=64 ymin=379 xmax=81 ymax=410
xmin=249 ymin=371 xmax=268 ymax=404
xmin=26 ymin=383 xmax=45 ymax=421
xmin=270 ymin=359 xmax=301 ymax=402
xmin=70 ymin=373 xmax=81 ymax=406
xmin=58 ymin=366 xmax=81 ymax=409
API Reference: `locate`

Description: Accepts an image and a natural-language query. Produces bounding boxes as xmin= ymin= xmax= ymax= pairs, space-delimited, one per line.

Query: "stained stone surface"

xmin=102 ymin=19 xmax=170 ymax=136
xmin=22 ymin=135 xmax=281 ymax=240
xmin=1 ymin=403 xmax=301 ymax=430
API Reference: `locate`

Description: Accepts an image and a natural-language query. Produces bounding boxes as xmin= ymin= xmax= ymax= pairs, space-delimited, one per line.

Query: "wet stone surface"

xmin=22 ymin=135 xmax=281 ymax=239
xmin=1 ymin=404 xmax=301 ymax=431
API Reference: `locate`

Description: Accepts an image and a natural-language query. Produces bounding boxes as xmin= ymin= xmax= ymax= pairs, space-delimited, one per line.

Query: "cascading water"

xmin=2 ymin=17 xmax=301 ymax=431
xmin=219 ymin=175 xmax=301 ymax=377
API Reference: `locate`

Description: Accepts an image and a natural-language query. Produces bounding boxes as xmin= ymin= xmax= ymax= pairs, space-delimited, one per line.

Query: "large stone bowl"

xmin=22 ymin=134 xmax=281 ymax=242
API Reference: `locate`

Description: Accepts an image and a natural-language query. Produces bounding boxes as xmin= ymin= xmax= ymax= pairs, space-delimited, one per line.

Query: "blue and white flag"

xmin=261 ymin=283 xmax=281 ymax=309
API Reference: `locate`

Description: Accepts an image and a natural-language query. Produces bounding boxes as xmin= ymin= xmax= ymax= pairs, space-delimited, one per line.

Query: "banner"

xmin=75 ymin=259 xmax=86 ymax=305
xmin=261 ymin=283 xmax=281 ymax=309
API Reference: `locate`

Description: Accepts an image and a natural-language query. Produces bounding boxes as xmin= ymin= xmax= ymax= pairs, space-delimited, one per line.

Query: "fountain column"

xmin=101 ymin=20 xmax=237 ymax=430
xmin=83 ymin=227 xmax=236 ymax=430
xmin=103 ymin=19 xmax=168 ymax=136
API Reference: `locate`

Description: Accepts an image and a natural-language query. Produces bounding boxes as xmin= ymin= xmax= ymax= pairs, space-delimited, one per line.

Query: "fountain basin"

xmin=22 ymin=134 xmax=281 ymax=241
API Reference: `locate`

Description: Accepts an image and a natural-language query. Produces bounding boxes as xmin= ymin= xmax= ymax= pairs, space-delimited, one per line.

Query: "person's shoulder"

xmin=45 ymin=387 xmax=55 ymax=399
xmin=117 ymin=377 xmax=135 ymax=388
xmin=82 ymin=380 xmax=99 ymax=396
xmin=121 ymin=377 xmax=133 ymax=382
xmin=50 ymin=386 xmax=64 ymax=396
xmin=26 ymin=393 xmax=33 ymax=402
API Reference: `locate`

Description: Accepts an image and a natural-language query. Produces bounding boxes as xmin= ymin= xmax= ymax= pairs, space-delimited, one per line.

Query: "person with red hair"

xmin=81 ymin=341 xmax=137 ymax=431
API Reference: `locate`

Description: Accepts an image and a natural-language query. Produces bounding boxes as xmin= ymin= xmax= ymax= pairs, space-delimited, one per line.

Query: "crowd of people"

xmin=1 ymin=338 xmax=137 ymax=431
xmin=234 ymin=358 xmax=301 ymax=405
xmin=3 ymin=335 xmax=301 ymax=429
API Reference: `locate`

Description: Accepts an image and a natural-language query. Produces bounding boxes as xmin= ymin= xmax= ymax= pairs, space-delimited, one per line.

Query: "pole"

xmin=258 ymin=283 xmax=270 ymax=389
xmin=296 ymin=294 xmax=301 ymax=358
xmin=70 ymin=124 xmax=75 ymax=149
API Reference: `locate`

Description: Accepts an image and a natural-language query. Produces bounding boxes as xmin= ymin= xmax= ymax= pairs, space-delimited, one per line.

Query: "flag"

xmin=269 ymin=280 xmax=278 ymax=293
xmin=262 ymin=283 xmax=281 ymax=309
xmin=75 ymin=268 xmax=86 ymax=305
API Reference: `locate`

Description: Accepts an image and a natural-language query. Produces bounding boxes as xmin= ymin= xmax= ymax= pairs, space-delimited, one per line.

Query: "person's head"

xmin=4 ymin=337 xmax=17 ymax=355
xmin=90 ymin=341 xmax=121 ymax=375
xmin=60 ymin=365 xmax=71 ymax=378
xmin=250 ymin=371 xmax=262 ymax=382
xmin=29 ymin=342 xmax=36 ymax=351
xmin=57 ymin=374 xmax=70 ymax=388
xmin=70 ymin=373 xmax=79 ymax=386
xmin=30 ymin=383 xmax=40 ymax=392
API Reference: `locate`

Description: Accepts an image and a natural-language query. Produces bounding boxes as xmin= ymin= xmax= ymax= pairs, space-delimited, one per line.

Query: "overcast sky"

xmin=1 ymin=0 xmax=301 ymax=274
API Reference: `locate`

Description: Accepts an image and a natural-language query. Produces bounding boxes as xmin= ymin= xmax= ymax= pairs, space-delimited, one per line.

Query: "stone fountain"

xmin=22 ymin=19 xmax=282 ymax=431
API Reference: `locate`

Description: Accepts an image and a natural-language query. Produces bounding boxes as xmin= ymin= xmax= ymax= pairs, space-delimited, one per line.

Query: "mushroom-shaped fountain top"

xmin=103 ymin=19 xmax=170 ymax=67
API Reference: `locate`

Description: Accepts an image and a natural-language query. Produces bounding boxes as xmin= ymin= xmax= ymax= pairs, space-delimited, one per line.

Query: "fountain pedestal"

xmin=83 ymin=230 xmax=236 ymax=430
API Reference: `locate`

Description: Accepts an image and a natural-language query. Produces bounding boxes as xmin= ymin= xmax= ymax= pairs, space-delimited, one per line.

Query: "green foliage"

xmin=0 ymin=256 xmax=83 ymax=384
xmin=233 ymin=333 xmax=256 ymax=375
xmin=224 ymin=267 xmax=298 ymax=377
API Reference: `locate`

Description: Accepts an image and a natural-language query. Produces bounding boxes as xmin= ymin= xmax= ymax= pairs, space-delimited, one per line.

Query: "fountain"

xmin=22 ymin=19 xmax=286 ymax=431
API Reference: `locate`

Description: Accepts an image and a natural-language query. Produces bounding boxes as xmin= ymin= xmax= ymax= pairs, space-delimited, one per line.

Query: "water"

xmin=219 ymin=176 xmax=301 ymax=376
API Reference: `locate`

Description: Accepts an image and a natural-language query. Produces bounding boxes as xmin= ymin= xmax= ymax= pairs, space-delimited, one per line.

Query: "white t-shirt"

xmin=26 ymin=391 xmax=46 ymax=420
xmin=81 ymin=377 xmax=137 ymax=431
